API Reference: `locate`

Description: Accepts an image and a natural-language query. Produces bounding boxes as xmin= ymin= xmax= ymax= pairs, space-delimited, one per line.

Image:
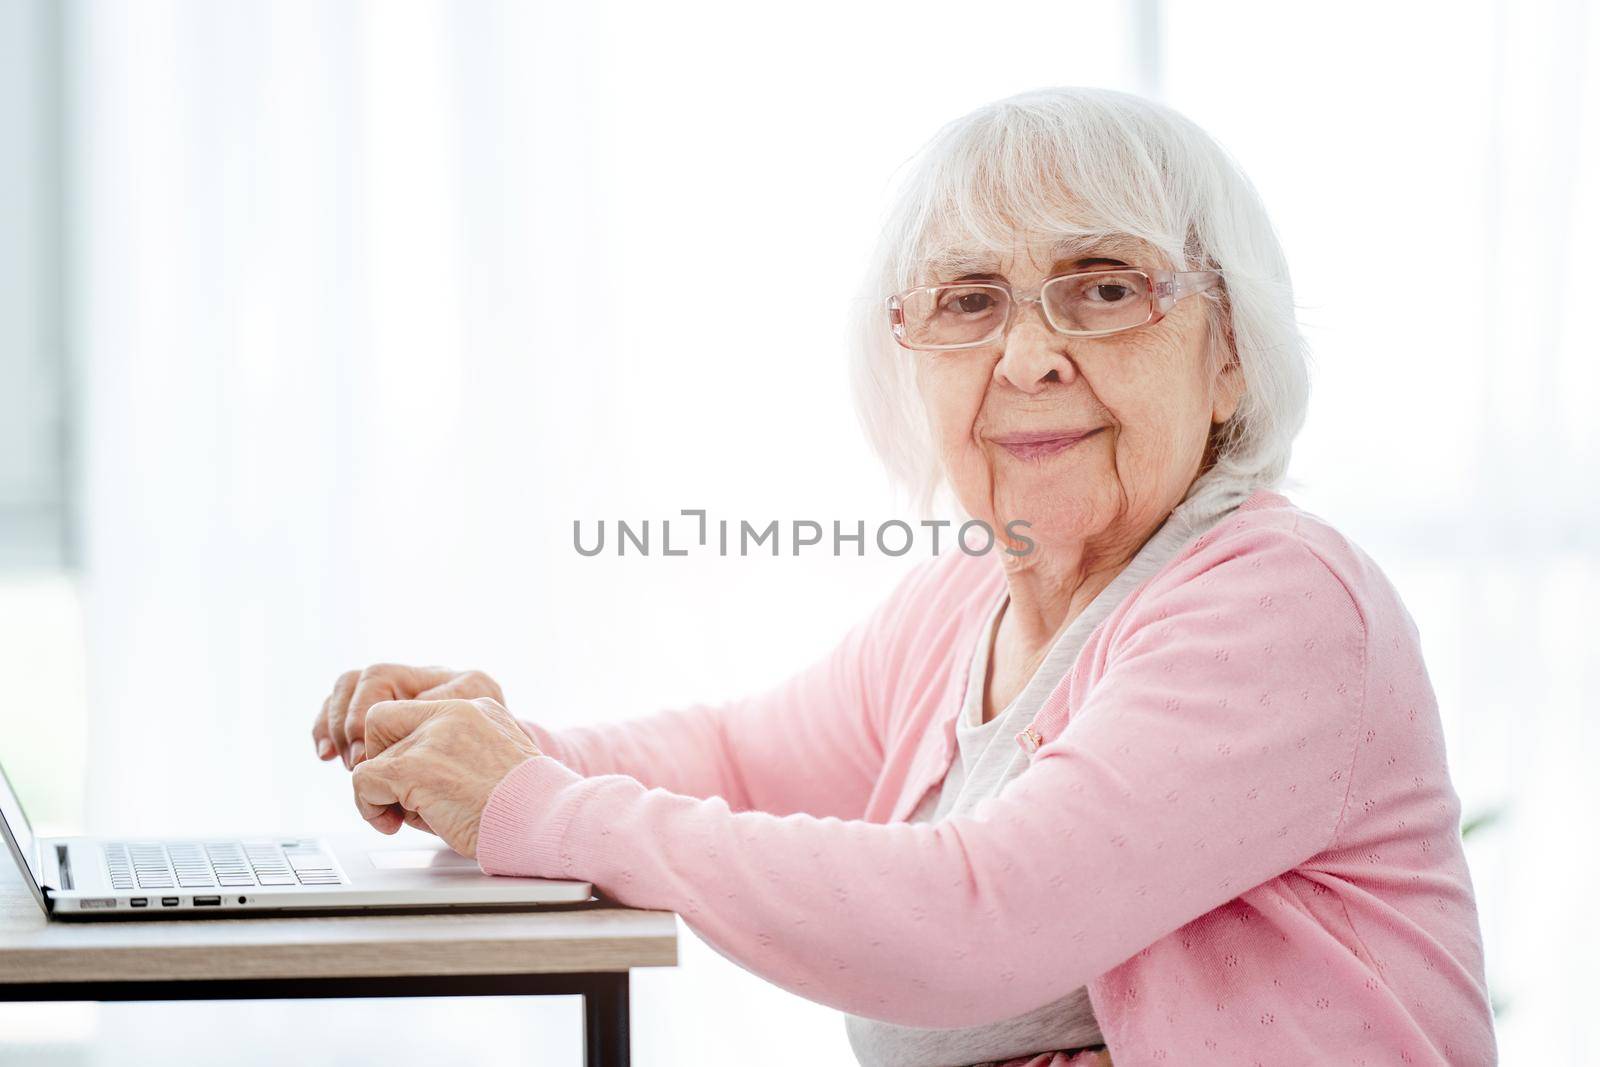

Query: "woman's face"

xmin=913 ymin=233 xmax=1243 ymax=567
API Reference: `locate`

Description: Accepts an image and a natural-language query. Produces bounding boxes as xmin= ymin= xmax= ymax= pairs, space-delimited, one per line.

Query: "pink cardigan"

xmin=479 ymin=489 xmax=1497 ymax=1065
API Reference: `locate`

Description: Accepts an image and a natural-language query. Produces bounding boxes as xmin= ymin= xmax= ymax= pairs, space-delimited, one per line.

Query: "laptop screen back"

xmin=0 ymin=759 xmax=47 ymax=913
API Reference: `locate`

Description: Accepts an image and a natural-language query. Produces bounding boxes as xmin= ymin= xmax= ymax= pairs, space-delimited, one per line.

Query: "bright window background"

xmin=0 ymin=0 xmax=1592 ymax=1063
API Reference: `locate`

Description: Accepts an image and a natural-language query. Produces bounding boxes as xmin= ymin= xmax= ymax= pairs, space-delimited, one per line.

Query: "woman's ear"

xmin=1212 ymin=351 xmax=1244 ymax=425
xmin=1208 ymin=293 xmax=1244 ymax=425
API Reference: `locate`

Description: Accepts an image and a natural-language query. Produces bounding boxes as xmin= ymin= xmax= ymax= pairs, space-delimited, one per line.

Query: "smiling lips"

xmin=988 ymin=426 xmax=1104 ymax=460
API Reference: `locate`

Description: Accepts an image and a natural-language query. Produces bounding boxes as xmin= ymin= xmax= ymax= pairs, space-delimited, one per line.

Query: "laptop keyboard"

xmin=103 ymin=840 xmax=342 ymax=890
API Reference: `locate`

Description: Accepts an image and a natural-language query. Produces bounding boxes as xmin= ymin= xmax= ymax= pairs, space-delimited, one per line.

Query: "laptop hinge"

xmin=38 ymin=841 xmax=69 ymax=891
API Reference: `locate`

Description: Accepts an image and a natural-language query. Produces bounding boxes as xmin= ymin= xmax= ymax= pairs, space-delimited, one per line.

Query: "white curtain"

xmin=27 ymin=0 xmax=1595 ymax=1063
xmin=1163 ymin=2 xmax=1599 ymax=1059
xmin=58 ymin=1 xmax=1139 ymax=1064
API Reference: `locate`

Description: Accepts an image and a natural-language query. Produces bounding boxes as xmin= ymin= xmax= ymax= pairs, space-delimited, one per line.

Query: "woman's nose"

xmin=992 ymin=305 xmax=1078 ymax=393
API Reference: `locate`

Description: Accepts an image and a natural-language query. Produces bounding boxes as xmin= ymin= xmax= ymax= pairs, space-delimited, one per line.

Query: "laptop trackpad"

xmin=368 ymin=849 xmax=479 ymax=871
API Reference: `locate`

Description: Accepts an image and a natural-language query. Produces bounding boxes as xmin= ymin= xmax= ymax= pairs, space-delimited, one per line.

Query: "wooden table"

xmin=0 ymin=865 xmax=677 ymax=1066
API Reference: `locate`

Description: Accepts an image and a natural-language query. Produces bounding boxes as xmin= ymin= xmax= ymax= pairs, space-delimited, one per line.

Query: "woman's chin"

xmin=991 ymin=494 xmax=1108 ymax=551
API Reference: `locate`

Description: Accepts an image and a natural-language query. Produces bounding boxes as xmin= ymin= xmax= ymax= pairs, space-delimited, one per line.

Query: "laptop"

xmin=0 ymin=756 xmax=594 ymax=919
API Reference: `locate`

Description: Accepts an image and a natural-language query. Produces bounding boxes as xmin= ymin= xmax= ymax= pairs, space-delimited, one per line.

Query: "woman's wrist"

xmin=476 ymin=752 xmax=587 ymax=875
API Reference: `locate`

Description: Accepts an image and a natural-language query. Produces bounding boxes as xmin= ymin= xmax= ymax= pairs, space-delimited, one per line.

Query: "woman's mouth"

xmin=988 ymin=427 xmax=1103 ymax=460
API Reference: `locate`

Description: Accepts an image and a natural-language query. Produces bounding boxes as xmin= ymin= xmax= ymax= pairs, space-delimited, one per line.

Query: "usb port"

xmin=129 ymin=897 xmax=148 ymax=907
xmin=161 ymin=897 xmax=180 ymax=907
xmin=193 ymin=896 xmax=222 ymax=906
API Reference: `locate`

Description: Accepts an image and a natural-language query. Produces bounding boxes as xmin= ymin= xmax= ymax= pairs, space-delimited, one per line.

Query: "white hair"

xmin=848 ymin=86 xmax=1310 ymax=514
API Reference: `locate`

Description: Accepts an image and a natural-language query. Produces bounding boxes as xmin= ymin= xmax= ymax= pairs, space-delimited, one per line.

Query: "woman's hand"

xmin=350 ymin=696 xmax=542 ymax=858
xmin=313 ymin=664 xmax=504 ymax=769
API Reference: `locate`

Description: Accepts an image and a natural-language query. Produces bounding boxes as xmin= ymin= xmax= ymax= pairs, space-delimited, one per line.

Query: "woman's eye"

xmin=942 ymin=290 xmax=996 ymax=315
xmin=1088 ymin=283 xmax=1132 ymax=303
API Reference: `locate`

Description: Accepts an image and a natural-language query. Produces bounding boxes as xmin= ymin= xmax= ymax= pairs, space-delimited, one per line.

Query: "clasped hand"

xmin=312 ymin=665 xmax=541 ymax=858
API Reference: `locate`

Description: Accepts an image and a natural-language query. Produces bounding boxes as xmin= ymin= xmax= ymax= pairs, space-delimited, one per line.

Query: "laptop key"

xmin=296 ymin=872 xmax=342 ymax=885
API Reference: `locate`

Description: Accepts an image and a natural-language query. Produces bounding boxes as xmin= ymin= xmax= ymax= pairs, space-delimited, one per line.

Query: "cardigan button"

xmin=1015 ymin=726 xmax=1042 ymax=753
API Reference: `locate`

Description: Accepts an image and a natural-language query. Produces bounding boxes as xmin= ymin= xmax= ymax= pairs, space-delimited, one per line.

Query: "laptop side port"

xmin=161 ymin=897 xmax=180 ymax=907
xmin=194 ymin=896 xmax=222 ymax=906
xmin=129 ymin=898 xmax=148 ymax=907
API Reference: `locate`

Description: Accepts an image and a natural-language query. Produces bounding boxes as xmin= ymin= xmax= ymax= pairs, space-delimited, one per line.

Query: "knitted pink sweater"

xmin=479 ymin=489 xmax=1496 ymax=1064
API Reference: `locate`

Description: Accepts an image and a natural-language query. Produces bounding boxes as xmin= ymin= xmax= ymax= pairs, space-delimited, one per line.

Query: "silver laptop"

xmin=1 ymin=757 xmax=593 ymax=919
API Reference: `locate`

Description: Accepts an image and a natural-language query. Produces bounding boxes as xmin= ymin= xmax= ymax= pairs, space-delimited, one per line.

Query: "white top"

xmin=844 ymin=468 xmax=1257 ymax=1067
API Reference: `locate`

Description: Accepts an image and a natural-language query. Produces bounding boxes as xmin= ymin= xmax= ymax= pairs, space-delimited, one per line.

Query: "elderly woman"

xmin=312 ymin=88 xmax=1496 ymax=1065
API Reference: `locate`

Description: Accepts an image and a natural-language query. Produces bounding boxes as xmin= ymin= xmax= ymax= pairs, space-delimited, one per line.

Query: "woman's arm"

xmin=519 ymin=555 xmax=944 ymax=819
xmin=477 ymin=527 xmax=1370 ymax=1029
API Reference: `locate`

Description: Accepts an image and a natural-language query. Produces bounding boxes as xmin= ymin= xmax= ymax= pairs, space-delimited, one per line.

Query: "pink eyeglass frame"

xmin=884 ymin=267 xmax=1224 ymax=350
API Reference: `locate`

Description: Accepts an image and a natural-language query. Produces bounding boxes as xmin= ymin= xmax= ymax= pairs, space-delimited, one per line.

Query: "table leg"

xmin=583 ymin=971 xmax=630 ymax=1067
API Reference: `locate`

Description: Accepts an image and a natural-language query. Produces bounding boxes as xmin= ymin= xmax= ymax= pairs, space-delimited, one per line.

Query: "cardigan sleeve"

xmin=514 ymin=555 xmax=941 ymax=819
xmin=477 ymin=527 xmax=1369 ymax=1029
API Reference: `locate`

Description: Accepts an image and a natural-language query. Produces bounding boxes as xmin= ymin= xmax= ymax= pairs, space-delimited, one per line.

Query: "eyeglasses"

xmin=884 ymin=268 xmax=1223 ymax=350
